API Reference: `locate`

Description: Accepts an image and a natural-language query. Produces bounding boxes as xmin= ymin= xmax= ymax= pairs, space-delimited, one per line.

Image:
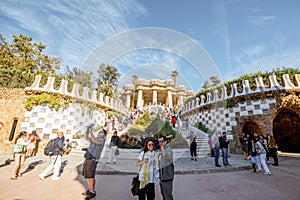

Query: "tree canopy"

xmin=96 ymin=63 xmax=120 ymax=97
xmin=0 ymin=34 xmax=60 ymax=88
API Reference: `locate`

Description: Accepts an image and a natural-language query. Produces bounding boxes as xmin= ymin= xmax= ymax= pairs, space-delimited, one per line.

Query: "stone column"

xmin=167 ymin=90 xmax=173 ymax=108
xmin=137 ymin=89 xmax=143 ymax=108
xmin=126 ymin=94 xmax=131 ymax=108
xmin=153 ymin=90 xmax=157 ymax=104
xmin=179 ymin=95 xmax=183 ymax=107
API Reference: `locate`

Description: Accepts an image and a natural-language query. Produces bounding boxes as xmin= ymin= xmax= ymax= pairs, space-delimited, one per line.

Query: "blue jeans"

xmin=221 ymin=148 xmax=229 ymax=166
xmin=213 ymin=147 xmax=220 ymax=166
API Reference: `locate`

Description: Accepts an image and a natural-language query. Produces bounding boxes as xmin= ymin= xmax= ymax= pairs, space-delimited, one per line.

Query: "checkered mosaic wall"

xmin=186 ymin=99 xmax=276 ymax=133
xmin=21 ymin=103 xmax=107 ymax=140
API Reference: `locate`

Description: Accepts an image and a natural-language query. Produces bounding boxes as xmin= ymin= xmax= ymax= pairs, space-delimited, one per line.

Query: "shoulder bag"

xmin=131 ymin=152 xmax=145 ymax=196
xmin=12 ymin=144 xmax=25 ymax=153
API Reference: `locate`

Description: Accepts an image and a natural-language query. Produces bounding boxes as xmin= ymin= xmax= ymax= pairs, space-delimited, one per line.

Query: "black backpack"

xmin=44 ymin=139 xmax=57 ymax=156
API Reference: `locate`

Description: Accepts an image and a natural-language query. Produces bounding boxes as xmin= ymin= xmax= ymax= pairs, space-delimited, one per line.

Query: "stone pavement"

xmin=0 ymin=148 xmax=253 ymax=176
xmin=0 ymin=149 xmax=299 ymax=200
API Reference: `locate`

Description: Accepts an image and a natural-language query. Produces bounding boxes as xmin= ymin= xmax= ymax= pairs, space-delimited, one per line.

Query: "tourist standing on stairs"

xmin=107 ymin=130 xmax=120 ymax=164
xmin=212 ymin=130 xmax=221 ymax=167
xmin=219 ymin=132 xmax=231 ymax=167
xmin=186 ymin=132 xmax=197 ymax=161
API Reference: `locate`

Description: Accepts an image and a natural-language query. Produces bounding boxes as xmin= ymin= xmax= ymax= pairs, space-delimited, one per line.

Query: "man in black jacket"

xmin=219 ymin=132 xmax=231 ymax=166
xmin=107 ymin=130 xmax=120 ymax=164
xmin=158 ymin=134 xmax=174 ymax=200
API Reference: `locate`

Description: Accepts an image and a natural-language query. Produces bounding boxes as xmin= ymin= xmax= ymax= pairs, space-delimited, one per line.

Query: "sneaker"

xmin=51 ymin=176 xmax=61 ymax=181
xmin=272 ymin=164 xmax=279 ymax=166
xmin=82 ymin=190 xmax=91 ymax=196
xmin=85 ymin=192 xmax=96 ymax=200
xmin=10 ymin=177 xmax=17 ymax=180
xmin=194 ymin=159 xmax=197 ymax=161
xmin=17 ymin=174 xmax=22 ymax=177
xmin=38 ymin=174 xmax=45 ymax=180
xmin=264 ymin=172 xmax=272 ymax=175
xmin=215 ymin=164 xmax=221 ymax=167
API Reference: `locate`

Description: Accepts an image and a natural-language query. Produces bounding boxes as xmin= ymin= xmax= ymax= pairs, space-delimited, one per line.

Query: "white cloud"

xmin=248 ymin=15 xmax=275 ymax=25
xmin=228 ymin=42 xmax=300 ymax=82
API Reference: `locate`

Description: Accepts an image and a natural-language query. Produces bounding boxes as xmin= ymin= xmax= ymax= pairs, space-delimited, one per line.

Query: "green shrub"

xmin=169 ymin=133 xmax=189 ymax=149
xmin=127 ymin=124 xmax=145 ymax=136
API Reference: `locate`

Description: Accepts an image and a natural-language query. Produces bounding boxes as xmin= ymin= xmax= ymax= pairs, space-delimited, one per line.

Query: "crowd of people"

xmin=9 ymin=119 xmax=281 ymax=200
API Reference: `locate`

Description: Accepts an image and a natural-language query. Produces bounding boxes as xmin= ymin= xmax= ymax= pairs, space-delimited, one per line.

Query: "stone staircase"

xmin=177 ymin=126 xmax=210 ymax=158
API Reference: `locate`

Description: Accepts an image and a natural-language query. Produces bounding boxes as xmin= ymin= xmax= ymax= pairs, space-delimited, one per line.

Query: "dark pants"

xmin=160 ymin=181 xmax=174 ymax=200
xmin=138 ymin=183 xmax=155 ymax=200
xmin=252 ymin=163 xmax=256 ymax=172
xmin=214 ymin=147 xmax=220 ymax=166
xmin=190 ymin=143 xmax=197 ymax=157
xmin=269 ymin=148 xmax=279 ymax=165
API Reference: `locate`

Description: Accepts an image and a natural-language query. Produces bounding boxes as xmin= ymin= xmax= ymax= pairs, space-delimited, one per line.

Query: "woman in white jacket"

xmin=254 ymin=137 xmax=271 ymax=175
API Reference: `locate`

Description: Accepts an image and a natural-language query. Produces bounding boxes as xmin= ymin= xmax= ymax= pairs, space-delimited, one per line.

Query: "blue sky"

xmin=1 ymin=0 xmax=300 ymax=92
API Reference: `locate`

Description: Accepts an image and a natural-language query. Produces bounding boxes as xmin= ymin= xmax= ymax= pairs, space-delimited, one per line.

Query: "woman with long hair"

xmin=11 ymin=131 xmax=32 ymax=180
xmin=136 ymin=138 xmax=159 ymax=200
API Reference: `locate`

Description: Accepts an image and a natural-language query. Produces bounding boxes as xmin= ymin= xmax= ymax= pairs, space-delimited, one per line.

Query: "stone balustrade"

xmin=182 ymin=74 xmax=300 ymax=114
xmin=25 ymin=75 xmax=128 ymax=115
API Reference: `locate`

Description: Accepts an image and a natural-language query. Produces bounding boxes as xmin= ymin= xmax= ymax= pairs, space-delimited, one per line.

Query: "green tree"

xmin=63 ymin=66 xmax=94 ymax=87
xmin=210 ymin=76 xmax=221 ymax=86
xmin=202 ymin=79 xmax=210 ymax=89
xmin=96 ymin=63 xmax=120 ymax=97
xmin=0 ymin=34 xmax=60 ymax=88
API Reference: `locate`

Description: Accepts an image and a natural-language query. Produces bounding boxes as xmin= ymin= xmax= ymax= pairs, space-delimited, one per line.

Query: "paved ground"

xmin=0 ymin=149 xmax=299 ymax=200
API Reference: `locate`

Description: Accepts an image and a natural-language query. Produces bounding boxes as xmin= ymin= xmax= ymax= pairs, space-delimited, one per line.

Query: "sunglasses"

xmin=148 ymin=143 xmax=154 ymax=147
xmin=158 ymin=140 xmax=164 ymax=144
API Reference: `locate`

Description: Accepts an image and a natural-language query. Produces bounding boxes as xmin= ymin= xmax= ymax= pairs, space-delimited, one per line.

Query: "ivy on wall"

xmin=25 ymin=93 xmax=61 ymax=110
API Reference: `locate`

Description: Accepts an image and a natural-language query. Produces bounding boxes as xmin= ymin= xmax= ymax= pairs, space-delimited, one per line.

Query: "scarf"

xmin=139 ymin=151 xmax=159 ymax=189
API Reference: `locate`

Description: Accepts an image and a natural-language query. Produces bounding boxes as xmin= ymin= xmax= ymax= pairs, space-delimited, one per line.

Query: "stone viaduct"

xmin=0 ymin=75 xmax=128 ymax=155
xmin=180 ymin=74 xmax=300 ymax=153
xmin=1 ymin=73 xmax=300 ymax=155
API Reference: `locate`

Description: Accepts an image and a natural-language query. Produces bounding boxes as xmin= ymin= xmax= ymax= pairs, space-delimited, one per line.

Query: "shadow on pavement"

xmin=0 ymin=158 xmax=13 ymax=168
xmin=21 ymin=160 xmax=45 ymax=175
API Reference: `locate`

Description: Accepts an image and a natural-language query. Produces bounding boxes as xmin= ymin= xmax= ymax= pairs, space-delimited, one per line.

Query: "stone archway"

xmin=242 ymin=121 xmax=262 ymax=138
xmin=273 ymin=108 xmax=300 ymax=153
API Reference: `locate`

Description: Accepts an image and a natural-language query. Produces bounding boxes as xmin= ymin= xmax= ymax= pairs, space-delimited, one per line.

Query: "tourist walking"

xmin=81 ymin=125 xmax=107 ymax=200
xmin=267 ymin=135 xmax=279 ymax=166
xmin=136 ymin=138 xmax=159 ymax=200
xmin=158 ymin=134 xmax=174 ymax=200
xmin=219 ymin=132 xmax=231 ymax=167
xmin=254 ymin=137 xmax=271 ymax=175
xmin=11 ymin=131 xmax=32 ymax=180
xmin=38 ymin=132 xmax=64 ymax=181
xmin=247 ymin=138 xmax=258 ymax=172
xmin=212 ymin=130 xmax=221 ymax=167
xmin=107 ymin=130 xmax=120 ymax=164
xmin=26 ymin=130 xmax=40 ymax=157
